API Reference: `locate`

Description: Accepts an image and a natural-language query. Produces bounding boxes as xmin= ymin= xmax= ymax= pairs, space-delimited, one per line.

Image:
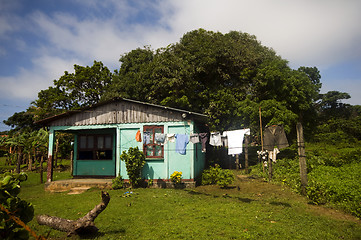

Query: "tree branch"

xmin=36 ymin=191 xmax=110 ymax=236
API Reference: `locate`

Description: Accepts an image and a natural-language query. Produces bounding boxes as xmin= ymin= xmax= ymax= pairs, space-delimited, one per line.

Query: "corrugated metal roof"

xmin=35 ymin=97 xmax=208 ymax=126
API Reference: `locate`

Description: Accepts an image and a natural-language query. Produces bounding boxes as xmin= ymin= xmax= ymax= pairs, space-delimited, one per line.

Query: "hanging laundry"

xmin=221 ymin=132 xmax=228 ymax=147
xmin=175 ymin=134 xmax=189 ymax=155
xmin=135 ymin=130 xmax=142 ymax=142
xmin=264 ymin=125 xmax=289 ymax=151
xmin=166 ymin=133 xmax=176 ymax=143
xmin=224 ymin=129 xmax=250 ymax=155
xmin=189 ymin=133 xmax=200 ymax=144
xmin=198 ymin=133 xmax=208 ymax=153
xmin=209 ymin=132 xmax=222 ymax=147
xmin=155 ymin=133 xmax=166 ymax=144
xmin=269 ymin=148 xmax=280 ymax=163
xmin=143 ymin=132 xmax=151 ymax=144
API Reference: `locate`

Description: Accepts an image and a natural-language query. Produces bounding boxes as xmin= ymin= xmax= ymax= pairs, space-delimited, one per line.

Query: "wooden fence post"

xmin=297 ymin=122 xmax=308 ymax=195
xmin=244 ymin=135 xmax=249 ymax=174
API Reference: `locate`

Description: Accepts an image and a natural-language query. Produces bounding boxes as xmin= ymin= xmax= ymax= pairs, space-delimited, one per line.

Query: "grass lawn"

xmin=17 ymin=171 xmax=361 ymax=240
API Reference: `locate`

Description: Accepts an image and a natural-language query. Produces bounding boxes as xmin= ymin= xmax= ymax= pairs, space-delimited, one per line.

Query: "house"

xmin=37 ymin=97 xmax=208 ymax=187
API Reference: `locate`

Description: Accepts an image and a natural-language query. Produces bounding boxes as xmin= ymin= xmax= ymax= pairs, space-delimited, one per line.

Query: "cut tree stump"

xmin=37 ymin=191 xmax=110 ymax=236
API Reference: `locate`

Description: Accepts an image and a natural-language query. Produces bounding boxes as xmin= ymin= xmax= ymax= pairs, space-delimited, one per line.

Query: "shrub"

xmin=202 ymin=164 xmax=234 ymax=188
xmin=120 ymin=147 xmax=146 ymax=188
xmin=0 ymin=172 xmax=34 ymax=240
xmin=170 ymin=171 xmax=182 ymax=184
xmin=112 ymin=176 xmax=124 ymax=190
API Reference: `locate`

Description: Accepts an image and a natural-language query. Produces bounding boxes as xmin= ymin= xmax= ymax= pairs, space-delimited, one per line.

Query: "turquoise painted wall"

xmin=51 ymin=121 xmax=206 ymax=180
xmin=73 ymin=128 xmax=116 ymax=176
xmin=167 ymin=125 xmax=192 ymax=179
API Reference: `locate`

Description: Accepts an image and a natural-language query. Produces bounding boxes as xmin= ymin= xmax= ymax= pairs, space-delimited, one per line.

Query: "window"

xmin=143 ymin=125 xmax=164 ymax=159
xmin=78 ymin=134 xmax=113 ymax=160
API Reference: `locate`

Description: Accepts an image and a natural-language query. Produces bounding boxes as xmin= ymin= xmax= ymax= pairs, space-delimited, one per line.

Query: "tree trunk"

xmin=28 ymin=152 xmax=33 ymax=171
xmin=37 ymin=191 xmax=110 ymax=236
xmin=16 ymin=148 xmax=22 ymax=173
xmin=40 ymin=155 xmax=44 ymax=184
xmin=297 ymin=122 xmax=308 ymax=195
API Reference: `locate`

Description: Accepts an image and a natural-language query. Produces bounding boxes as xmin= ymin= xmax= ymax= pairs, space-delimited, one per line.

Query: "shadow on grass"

xmin=185 ymin=189 xmax=255 ymax=203
xmin=78 ymin=229 xmax=126 ymax=239
xmin=269 ymin=201 xmax=292 ymax=207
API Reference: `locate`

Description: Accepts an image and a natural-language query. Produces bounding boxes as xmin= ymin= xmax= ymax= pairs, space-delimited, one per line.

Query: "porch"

xmin=44 ymin=178 xmax=197 ymax=193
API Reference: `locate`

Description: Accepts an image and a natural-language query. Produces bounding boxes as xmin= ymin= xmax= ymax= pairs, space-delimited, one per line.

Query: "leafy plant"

xmin=201 ymin=164 xmax=234 ymax=188
xmin=170 ymin=171 xmax=182 ymax=184
xmin=112 ymin=176 xmax=124 ymax=190
xmin=120 ymin=147 xmax=146 ymax=188
xmin=0 ymin=172 xmax=34 ymax=240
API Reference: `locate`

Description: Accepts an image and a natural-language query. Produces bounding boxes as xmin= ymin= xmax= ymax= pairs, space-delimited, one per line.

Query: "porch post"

xmin=116 ymin=127 xmax=121 ymax=176
xmin=47 ymin=128 xmax=55 ymax=182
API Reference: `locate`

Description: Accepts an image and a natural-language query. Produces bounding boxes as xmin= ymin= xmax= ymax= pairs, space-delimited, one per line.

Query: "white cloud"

xmin=0 ymin=56 xmax=77 ymax=100
xmin=2 ymin=0 xmax=361 ymax=103
xmin=162 ymin=0 xmax=361 ymax=68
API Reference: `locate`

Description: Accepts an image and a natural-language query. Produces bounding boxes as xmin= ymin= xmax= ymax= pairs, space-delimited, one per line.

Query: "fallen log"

xmin=37 ymin=191 xmax=110 ymax=236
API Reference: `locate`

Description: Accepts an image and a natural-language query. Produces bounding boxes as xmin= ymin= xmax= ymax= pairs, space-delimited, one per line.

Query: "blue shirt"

xmin=175 ymin=134 xmax=189 ymax=155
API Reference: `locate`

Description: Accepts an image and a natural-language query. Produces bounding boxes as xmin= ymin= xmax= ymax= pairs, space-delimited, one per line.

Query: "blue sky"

xmin=1 ymin=0 xmax=361 ymax=131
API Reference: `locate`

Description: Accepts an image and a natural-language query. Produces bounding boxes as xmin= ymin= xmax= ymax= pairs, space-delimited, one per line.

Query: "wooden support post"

xmin=244 ymin=135 xmax=249 ymax=174
xmin=47 ymin=129 xmax=55 ymax=183
xmin=70 ymin=150 xmax=74 ymax=176
xmin=297 ymin=122 xmax=308 ymax=195
xmin=268 ymin=153 xmax=273 ymax=181
xmin=235 ymin=154 xmax=240 ymax=169
xmin=54 ymin=138 xmax=59 ymax=168
xmin=259 ymin=106 xmax=265 ymax=173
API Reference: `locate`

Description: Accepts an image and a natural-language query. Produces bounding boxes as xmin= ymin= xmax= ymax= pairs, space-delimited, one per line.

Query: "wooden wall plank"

xmin=48 ymin=100 xmax=188 ymax=126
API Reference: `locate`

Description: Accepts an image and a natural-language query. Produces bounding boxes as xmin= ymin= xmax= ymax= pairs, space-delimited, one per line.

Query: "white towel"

xmin=225 ymin=129 xmax=250 ymax=155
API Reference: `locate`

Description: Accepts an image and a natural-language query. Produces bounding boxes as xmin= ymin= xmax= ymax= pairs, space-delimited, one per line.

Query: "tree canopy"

xmin=105 ymin=29 xmax=321 ymax=133
xmin=33 ymin=60 xmax=112 ymax=121
xmin=4 ymin=28 xmax=359 ymax=144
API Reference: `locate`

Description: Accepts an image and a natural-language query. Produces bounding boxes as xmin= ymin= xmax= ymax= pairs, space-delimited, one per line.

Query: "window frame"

xmin=143 ymin=125 xmax=164 ymax=159
xmin=78 ymin=134 xmax=113 ymax=160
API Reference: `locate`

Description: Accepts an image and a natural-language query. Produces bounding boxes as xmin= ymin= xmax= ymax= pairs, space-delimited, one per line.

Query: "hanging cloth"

xmin=175 ymin=134 xmax=189 ymax=155
xmin=225 ymin=129 xmax=250 ymax=155
xmin=263 ymin=125 xmax=289 ymax=151
xmin=166 ymin=133 xmax=176 ymax=143
xmin=269 ymin=147 xmax=280 ymax=163
xmin=143 ymin=131 xmax=151 ymax=145
xmin=189 ymin=133 xmax=200 ymax=144
xmin=221 ymin=132 xmax=228 ymax=147
xmin=135 ymin=130 xmax=142 ymax=142
xmin=155 ymin=133 xmax=166 ymax=144
xmin=209 ymin=132 xmax=222 ymax=146
xmin=198 ymin=133 xmax=208 ymax=153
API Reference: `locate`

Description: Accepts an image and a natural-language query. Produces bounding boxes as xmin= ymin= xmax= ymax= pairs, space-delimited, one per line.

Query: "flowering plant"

xmin=170 ymin=171 xmax=182 ymax=184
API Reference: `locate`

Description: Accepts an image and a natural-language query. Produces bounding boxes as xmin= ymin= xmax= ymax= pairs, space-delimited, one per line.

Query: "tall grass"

xmin=249 ymin=143 xmax=361 ymax=219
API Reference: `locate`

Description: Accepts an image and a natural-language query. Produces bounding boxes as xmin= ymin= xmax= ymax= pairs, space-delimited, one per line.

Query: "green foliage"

xmin=0 ymin=172 xmax=34 ymax=240
xmin=250 ymin=144 xmax=361 ymax=218
xmin=3 ymin=111 xmax=36 ymax=131
xmin=201 ymin=164 xmax=234 ymax=188
xmin=307 ymin=163 xmax=361 ymax=217
xmin=33 ymin=60 xmax=112 ymax=120
xmin=103 ymin=29 xmax=321 ymax=131
xmin=120 ymin=147 xmax=146 ymax=188
xmin=112 ymin=176 xmax=124 ymax=190
xmin=170 ymin=171 xmax=182 ymax=184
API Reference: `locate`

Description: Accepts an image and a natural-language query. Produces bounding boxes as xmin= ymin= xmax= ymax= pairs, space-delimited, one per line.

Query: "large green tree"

xmin=33 ymin=60 xmax=112 ymax=120
xmin=106 ymin=29 xmax=321 ymax=134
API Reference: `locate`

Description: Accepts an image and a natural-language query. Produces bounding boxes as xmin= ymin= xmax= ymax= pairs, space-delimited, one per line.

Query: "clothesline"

xmin=136 ymin=128 xmax=251 ymax=156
